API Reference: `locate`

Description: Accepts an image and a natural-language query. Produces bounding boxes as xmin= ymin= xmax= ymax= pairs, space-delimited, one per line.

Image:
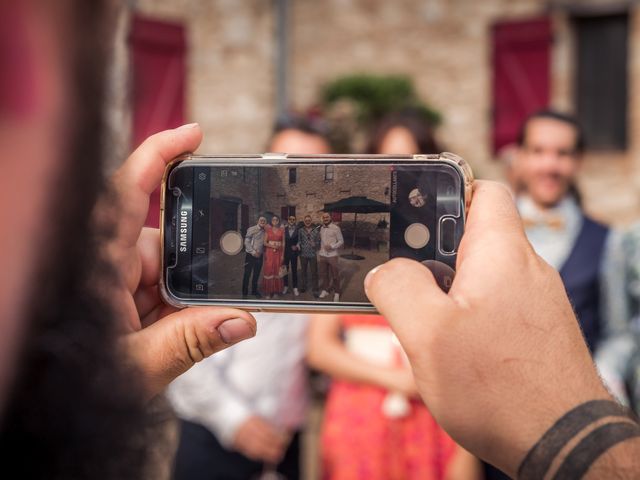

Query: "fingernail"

xmin=217 ymin=318 xmax=255 ymax=344
xmin=364 ymin=265 xmax=381 ymax=292
xmin=177 ymin=122 xmax=199 ymax=130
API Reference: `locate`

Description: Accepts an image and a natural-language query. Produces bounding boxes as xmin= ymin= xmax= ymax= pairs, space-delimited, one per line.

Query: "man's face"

xmin=304 ymin=216 xmax=312 ymax=227
xmin=515 ymin=118 xmax=581 ymax=208
xmin=258 ymin=217 xmax=267 ymax=228
xmin=322 ymin=213 xmax=331 ymax=225
xmin=288 ymin=216 xmax=296 ymax=226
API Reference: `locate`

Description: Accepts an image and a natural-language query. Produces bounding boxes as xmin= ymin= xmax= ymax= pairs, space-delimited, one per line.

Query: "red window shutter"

xmin=492 ymin=17 xmax=551 ymax=153
xmin=129 ymin=15 xmax=186 ymax=227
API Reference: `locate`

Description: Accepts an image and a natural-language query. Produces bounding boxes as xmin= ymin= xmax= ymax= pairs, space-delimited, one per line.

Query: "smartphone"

xmin=160 ymin=153 xmax=473 ymax=312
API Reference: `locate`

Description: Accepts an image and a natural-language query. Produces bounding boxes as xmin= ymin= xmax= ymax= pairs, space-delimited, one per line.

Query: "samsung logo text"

xmin=179 ymin=210 xmax=188 ymax=252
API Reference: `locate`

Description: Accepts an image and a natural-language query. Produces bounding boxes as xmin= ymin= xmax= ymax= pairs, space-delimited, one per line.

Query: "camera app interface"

xmin=167 ymin=162 xmax=463 ymax=304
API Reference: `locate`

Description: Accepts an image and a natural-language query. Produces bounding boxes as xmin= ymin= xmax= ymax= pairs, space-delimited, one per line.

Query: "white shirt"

xmin=167 ymin=313 xmax=309 ymax=447
xmin=319 ymin=223 xmax=344 ymax=257
xmin=517 ymin=194 xmax=583 ymax=270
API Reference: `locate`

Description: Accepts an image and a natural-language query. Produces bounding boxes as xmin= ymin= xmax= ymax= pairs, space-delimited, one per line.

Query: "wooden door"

xmin=492 ymin=17 xmax=551 ymax=153
xmin=130 ymin=15 xmax=186 ymax=227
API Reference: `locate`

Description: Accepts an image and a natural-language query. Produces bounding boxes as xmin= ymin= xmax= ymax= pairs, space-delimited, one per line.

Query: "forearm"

xmin=583 ymin=436 xmax=640 ymax=479
xmin=307 ymin=334 xmax=397 ymax=389
xmin=517 ymin=399 xmax=640 ymax=480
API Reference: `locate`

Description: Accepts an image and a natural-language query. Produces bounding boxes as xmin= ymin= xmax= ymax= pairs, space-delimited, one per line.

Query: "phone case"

xmin=159 ymin=152 xmax=473 ymax=313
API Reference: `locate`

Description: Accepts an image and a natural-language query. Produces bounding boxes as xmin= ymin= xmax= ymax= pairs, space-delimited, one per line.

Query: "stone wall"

xmin=117 ymin=0 xmax=640 ymax=226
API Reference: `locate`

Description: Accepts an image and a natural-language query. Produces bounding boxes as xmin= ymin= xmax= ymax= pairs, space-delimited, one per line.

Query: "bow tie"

xmin=522 ymin=214 xmax=566 ymax=231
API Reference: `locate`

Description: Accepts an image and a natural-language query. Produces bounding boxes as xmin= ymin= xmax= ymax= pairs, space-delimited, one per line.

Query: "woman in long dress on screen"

xmin=262 ymin=215 xmax=285 ymax=298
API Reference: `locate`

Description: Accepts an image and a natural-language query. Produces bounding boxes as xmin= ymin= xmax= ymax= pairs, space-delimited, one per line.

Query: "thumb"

xmin=122 ymin=307 xmax=256 ymax=397
xmin=364 ymin=257 xmax=455 ymax=357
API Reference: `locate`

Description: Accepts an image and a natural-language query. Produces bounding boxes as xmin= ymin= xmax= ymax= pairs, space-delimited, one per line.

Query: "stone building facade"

xmin=206 ymin=161 xmax=390 ymax=251
xmin=116 ymin=0 xmax=640 ymax=226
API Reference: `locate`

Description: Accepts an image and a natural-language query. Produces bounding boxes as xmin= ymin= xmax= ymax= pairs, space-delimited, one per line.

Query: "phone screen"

xmin=163 ymin=159 xmax=465 ymax=310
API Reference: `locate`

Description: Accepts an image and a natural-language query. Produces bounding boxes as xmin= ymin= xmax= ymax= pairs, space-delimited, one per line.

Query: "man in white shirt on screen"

xmin=318 ymin=212 xmax=344 ymax=302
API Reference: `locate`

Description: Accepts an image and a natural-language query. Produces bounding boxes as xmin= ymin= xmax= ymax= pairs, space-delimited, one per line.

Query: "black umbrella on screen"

xmin=323 ymin=196 xmax=389 ymax=260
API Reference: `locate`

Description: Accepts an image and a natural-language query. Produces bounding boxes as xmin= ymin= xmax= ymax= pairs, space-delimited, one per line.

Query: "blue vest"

xmin=559 ymin=216 xmax=609 ymax=352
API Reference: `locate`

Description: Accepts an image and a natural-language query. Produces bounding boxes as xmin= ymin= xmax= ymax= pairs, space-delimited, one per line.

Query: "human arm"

xmin=244 ymin=227 xmax=257 ymax=256
xmin=307 ymin=314 xmax=418 ymax=396
xmin=100 ymin=125 xmax=256 ymax=398
xmin=364 ymin=181 xmax=640 ymax=477
xmin=595 ymin=228 xmax=635 ymax=404
xmin=444 ymin=447 xmax=482 ymax=480
xmin=331 ymin=225 xmax=344 ymax=250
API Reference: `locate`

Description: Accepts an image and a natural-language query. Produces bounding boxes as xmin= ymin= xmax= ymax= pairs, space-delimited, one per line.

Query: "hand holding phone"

xmin=100 ymin=125 xmax=256 ymax=397
xmin=363 ymin=181 xmax=613 ymax=477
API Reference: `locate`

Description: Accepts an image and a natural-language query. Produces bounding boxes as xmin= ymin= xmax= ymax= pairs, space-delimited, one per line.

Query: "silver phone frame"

xmin=159 ymin=152 xmax=473 ymax=313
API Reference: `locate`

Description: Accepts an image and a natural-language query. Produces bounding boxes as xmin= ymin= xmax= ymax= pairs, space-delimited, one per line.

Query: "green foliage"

xmin=321 ymin=74 xmax=442 ymax=126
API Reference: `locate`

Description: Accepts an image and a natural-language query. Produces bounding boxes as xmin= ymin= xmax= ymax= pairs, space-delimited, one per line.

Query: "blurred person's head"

xmin=258 ymin=216 xmax=267 ymax=228
xmin=271 ymin=215 xmax=281 ymax=227
xmin=269 ymin=114 xmax=331 ymax=154
xmin=288 ymin=215 xmax=296 ymax=226
xmin=322 ymin=212 xmax=332 ymax=225
xmin=0 ymin=1 xmax=153 ymax=477
xmin=515 ymin=110 xmax=584 ymax=208
xmin=369 ymin=108 xmax=439 ymax=155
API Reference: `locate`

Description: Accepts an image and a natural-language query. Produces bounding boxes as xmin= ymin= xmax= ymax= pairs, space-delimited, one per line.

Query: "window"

xmin=288 ymin=167 xmax=297 ymax=184
xmin=324 ymin=165 xmax=334 ymax=182
xmin=281 ymin=206 xmax=296 ymax=219
xmin=575 ymin=13 xmax=628 ymax=150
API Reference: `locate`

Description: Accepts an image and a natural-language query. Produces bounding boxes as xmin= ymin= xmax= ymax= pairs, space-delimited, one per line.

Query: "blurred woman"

xmin=307 ymin=110 xmax=480 ymax=480
xmin=262 ymin=215 xmax=285 ymax=298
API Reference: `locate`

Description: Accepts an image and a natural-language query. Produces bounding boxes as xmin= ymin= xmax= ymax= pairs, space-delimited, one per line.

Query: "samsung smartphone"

xmin=160 ymin=153 xmax=473 ymax=313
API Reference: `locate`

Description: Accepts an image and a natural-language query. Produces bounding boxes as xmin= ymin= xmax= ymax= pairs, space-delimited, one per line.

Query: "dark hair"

xmin=0 ymin=3 xmax=159 ymax=478
xmin=368 ymin=107 xmax=440 ymax=154
xmin=273 ymin=112 xmax=329 ymax=138
xmin=517 ymin=109 xmax=585 ymax=154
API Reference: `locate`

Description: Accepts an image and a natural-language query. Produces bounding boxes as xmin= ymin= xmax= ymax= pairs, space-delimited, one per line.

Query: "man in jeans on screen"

xmin=242 ymin=216 xmax=267 ymax=298
xmin=297 ymin=214 xmax=321 ymax=297
xmin=318 ymin=212 xmax=344 ymax=302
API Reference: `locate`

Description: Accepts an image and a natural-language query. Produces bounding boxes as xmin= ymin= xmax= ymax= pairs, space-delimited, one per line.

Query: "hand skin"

xmin=97 ymin=125 xmax=257 ymax=398
xmin=232 ymin=416 xmax=288 ymax=464
xmin=307 ymin=314 xmax=420 ymax=398
xmin=364 ymin=180 xmax=616 ymax=477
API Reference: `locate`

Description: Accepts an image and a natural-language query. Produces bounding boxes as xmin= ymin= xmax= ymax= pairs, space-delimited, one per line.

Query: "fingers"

xmin=138 ymin=227 xmax=161 ymax=288
xmin=364 ymin=257 xmax=454 ymax=357
xmin=122 ymin=307 xmax=256 ymax=397
xmin=242 ymin=422 xmax=287 ymax=463
xmin=118 ymin=124 xmax=203 ymax=196
xmin=111 ymin=124 xmax=203 ymax=247
xmin=459 ymin=180 xmax=527 ymax=252
xmin=133 ymin=285 xmax=161 ymax=320
xmin=451 ymin=180 xmax=537 ymax=300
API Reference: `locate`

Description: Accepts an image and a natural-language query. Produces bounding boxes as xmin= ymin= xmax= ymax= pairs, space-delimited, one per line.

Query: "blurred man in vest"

xmin=485 ymin=109 xmax=610 ymax=480
xmin=512 ymin=110 xmax=608 ymax=352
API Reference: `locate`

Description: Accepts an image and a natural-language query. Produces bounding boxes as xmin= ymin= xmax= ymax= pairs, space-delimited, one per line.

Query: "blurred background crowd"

xmin=100 ymin=1 xmax=640 ymax=479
